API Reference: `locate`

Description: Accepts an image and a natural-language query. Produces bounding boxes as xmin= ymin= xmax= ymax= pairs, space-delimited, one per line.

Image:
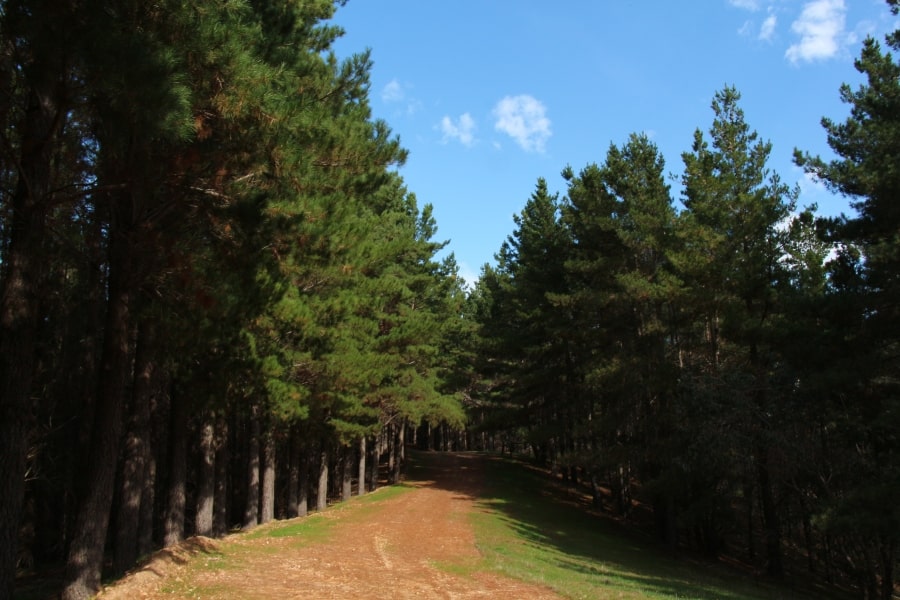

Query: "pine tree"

xmin=676 ymin=86 xmax=796 ymax=569
xmin=479 ymin=179 xmax=573 ymax=460
xmin=795 ymin=5 xmax=900 ymax=594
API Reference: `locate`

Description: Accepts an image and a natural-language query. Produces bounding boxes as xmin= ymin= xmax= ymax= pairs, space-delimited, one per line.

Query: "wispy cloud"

xmin=380 ymin=78 xmax=422 ymax=115
xmin=785 ymin=0 xmax=847 ymax=64
xmin=382 ymin=79 xmax=404 ymax=103
xmin=729 ymin=0 xmax=760 ymax=10
xmin=759 ymin=13 xmax=777 ymax=41
xmin=492 ymin=95 xmax=551 ymax=153
xmin=440 ymin=113 xmax=477 ymax=147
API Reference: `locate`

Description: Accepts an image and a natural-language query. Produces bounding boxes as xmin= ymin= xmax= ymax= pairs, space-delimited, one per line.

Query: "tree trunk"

xmin=756 ymin=445 xmax=783 ymax=578
xmin=316 ymin=447 xmax=328 ymax=512
xmin=195 ymin=416 xmax=216 ymax=536
xmin=391 ymin=422 xmax=405 ymax=484
xmin=243 ymin=403 xmax=260 ymax=529
xmin=287 ymin=425 xmax=301 ymax=517
xmin=297 ymin=446 xmax=309 ymax=518
xmin=879 ymin=541 xmax=894 ymax=600
xmin=368 ymin=434 xmax=379 ymax=492
xmin=341 ymin=445 xmax=352 ymax=502
xmin=113 ymin=321 xmax=156 ymax=574
xmin=260 ymin=425 xmax=275 ymax=524
xmin=163 ymin=386 xmax=187 ymax=547
xmin=0 ymin=56 xmax=66 ymax=600
xmin=137 ymin=444 xmax=157 ymax=557
xmin=386 ymin=426 xmax=395 ymax=478
xmin=138 ymin=371 xmax=167 ymax=558
xmin=213 ymin=414 xmax=229 ymax=536
xmin=357 ymin=437 xmax=367 ymax=496
xmin=62 ymin=231 xmax=135 ymax=600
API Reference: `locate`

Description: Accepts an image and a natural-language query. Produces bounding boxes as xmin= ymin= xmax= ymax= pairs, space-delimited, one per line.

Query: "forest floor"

xmin=95 ymin=452 xmax=562 ymax=599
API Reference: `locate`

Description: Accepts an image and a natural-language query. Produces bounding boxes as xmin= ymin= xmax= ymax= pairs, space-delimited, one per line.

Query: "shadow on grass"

xmin=406 ymin=450 xmax=838 ymax=600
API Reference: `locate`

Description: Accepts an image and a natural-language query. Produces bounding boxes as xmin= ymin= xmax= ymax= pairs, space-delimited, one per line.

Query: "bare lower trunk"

xmin=287 ymin=426 xmax=301 ymax=517
xmin=138 ymin=376 xmax=166 ymax=558
xmin=137 ymin=447 xmax=156 ymax=557
xmin=260 ymin=425 xmax=275 ymax=524
xmin=163 ymin=387 xmax=187 ymax=547
xmin=113 ymin=321 xmax=156 ymax=574
xmin=213 ymin=415 xmax=229 ymax=536
xmin=341 ymin=445 xmax=352 ymax=502
xmin=195 ymin=416 xmax=216 ymax=536
xmin=243 ymin=403 xmax=260 ymax=529
xmin=316 ymin=447 xmax=328 ymax=512
xmin=357 ymin=437 xmax=366 ymax=496
xmin=391 ymin=422 xmax=405 ymax=484
xmin=62 ymin=233 xmax=134 ymax=600
xmin=757 ymin=445 xmax=783 ymax=578
xmin=367 ymin=435 xmax=378 ymax=492
xmin=297 ymin=446 xmax=309 ymax=518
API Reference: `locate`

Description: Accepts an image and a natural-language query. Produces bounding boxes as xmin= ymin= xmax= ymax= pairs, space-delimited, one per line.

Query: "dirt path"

xmin=98 ymin=453 xmax=561 ymax=599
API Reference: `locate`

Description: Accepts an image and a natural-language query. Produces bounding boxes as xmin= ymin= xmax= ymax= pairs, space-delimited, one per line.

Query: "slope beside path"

xmin=98 ymin=452 xmax=561 ymax=599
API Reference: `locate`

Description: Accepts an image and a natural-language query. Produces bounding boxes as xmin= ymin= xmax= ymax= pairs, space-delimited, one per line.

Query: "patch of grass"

xmin=157 ymin=548 xmax=237 ymax=597
xmin=470 ymin=455 xmax=814 ymax=600
xmin=248 ymin=484 xmax=412 ymax=544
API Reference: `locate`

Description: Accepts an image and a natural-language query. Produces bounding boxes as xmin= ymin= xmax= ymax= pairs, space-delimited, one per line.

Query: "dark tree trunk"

xmin=138 ymin=374 xmax=166 ymax=558
xmin=756 ymin=445 xmax=783 ymax=578
xmin=0 ymin=55 xmax=66 ymax=600
xmin=213 ymin=415 xmax=229 ymax=536
xmin=287 ymin=425 xmax=301 ymax=517
xmin=357 ymin=437 xmax=367 ymax=496
xmin=163 ymin=386 xmax=187 ymax=547
xmin=195 ymin=416 xmax=216 ymax=536
xmin=113 ymin=321 xmax=156 ymax=574
xmin=243 ymin=403 xmax=260 ymax=529
xmin=62 ymin=231 xmax=135 ymax=600
xmin=589 ymin=472 xmax=603 ymax=510
xmin=297 ymin=445 xmax=309 ymax=518
xmin=316 ymin=447 xmax=328 ymax=512
xmin=341 ymin=445 xmax=352 ymax=502
xmin=390 ymin=422 xmax=405 ymax=485
xmin=879 ymin=541 xmax=894 ymax=600
xmin=367 ymin=435 xmax=379 ymax=492
xmin=260 ymin=424 xmax=275 ymax=524
xmin=137 ymin=444 xmax=157 ymax=558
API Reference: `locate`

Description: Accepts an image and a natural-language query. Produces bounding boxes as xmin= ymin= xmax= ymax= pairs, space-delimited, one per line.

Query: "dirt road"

xmin=98 ymin=453 xmax=561 ymax=599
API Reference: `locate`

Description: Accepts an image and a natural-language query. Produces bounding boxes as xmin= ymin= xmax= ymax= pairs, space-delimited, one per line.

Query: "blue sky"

xmin=330 ymin=1 xmax=899 ymax=286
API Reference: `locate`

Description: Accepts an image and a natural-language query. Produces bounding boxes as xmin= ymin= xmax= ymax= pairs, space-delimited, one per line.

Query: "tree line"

xmin=0 ymin=2 xmax=469 ymax=599
xmin=4 ymin=1 xmax=900 ymax=600
xmin=465 ymin=6 xmax=900 ymax=598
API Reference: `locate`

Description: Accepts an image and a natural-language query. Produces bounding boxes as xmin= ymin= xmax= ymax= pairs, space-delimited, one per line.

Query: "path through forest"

xmin=98 ymin=453 xmax=562 ymax=599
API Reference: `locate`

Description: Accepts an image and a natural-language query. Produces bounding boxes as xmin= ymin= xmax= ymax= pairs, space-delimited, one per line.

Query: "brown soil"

xmin=97 ymin=452 xmax=561 ymax=599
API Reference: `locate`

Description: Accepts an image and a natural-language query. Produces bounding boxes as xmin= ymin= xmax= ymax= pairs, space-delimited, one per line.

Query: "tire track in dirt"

xmin=99 ymin=452 xmax=561 ymax=599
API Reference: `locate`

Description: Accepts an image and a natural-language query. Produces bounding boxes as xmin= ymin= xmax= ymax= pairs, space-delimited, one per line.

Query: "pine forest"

xmin=1 ymin=1 xmax=899 ymax=599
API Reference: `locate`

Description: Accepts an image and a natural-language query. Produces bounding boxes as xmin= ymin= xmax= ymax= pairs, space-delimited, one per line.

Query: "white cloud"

xmin=492 ymin=95 xmax=552 ymax=153
xmin=729 ymin=0 xmax=760 ymax=10
xmin=795 ymin=166 xmax=828 ymax=198
xmin=759 ymin=13 xmax=777 ymax=41
xmin=381 ymin=79 xmax=422 ymax=115
xmin=785 ymin=0 xmax=847 ymax=64
xmin=440 ymin=113 xmax=477 ymax=147
xmin=382 ymin=79 xmax=404 ymax=103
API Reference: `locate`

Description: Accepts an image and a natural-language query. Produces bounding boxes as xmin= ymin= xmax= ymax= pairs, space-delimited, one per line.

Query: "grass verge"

xmin=468 ymin=454 xmax=824 ymax=600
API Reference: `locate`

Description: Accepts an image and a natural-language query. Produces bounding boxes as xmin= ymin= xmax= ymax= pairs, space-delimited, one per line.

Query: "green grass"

xmin=465 ymin=454 xmax=818 ymax=600
xmin=247 ymin=483 xmax=411 ymax=544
